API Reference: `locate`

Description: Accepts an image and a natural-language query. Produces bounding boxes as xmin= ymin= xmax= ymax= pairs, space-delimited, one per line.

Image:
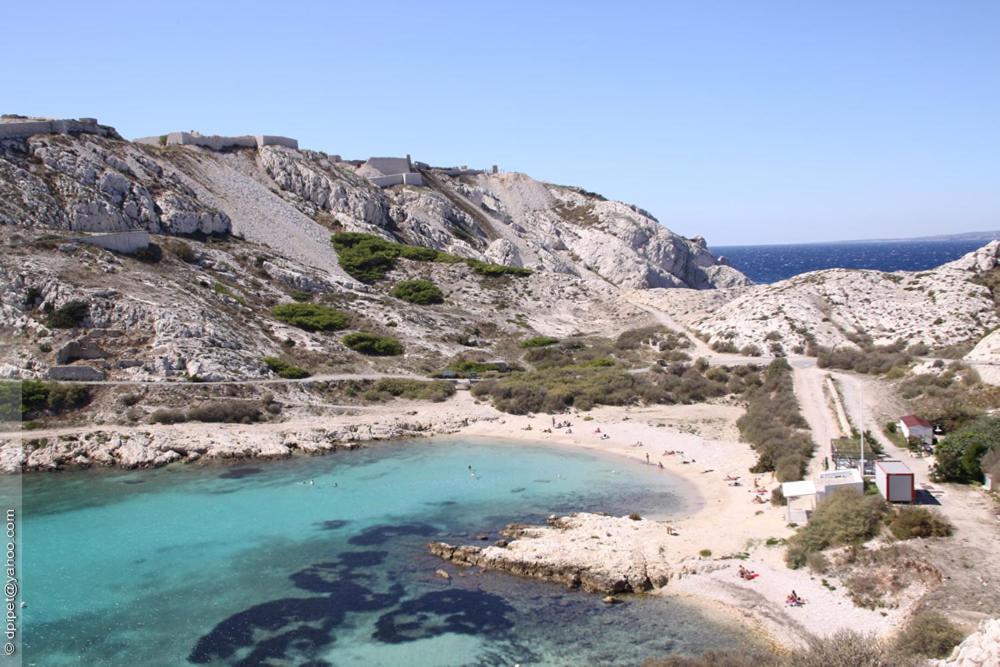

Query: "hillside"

xmin=0 ymin=116 xmax=744 ymax=382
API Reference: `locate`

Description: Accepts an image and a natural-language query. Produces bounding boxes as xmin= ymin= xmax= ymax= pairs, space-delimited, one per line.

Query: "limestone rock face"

xmin=0 ymin=134 xmax=230 ymax=235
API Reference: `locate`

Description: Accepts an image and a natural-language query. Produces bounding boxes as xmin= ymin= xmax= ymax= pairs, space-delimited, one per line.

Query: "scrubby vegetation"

xmin=331 ymin=232 xmax=530 ymax=282
xmin=262 ymin=357 xmax=311 ymax=379
xmin=436 ymin=359 xmax=513 ymax=378
xmin=520 ymin=336 xmax=559 ymax=348
xmin=931 ymin=416 xmax=1000 ymax=483
xmin=5 ymin=380 xmax=92 ymax=420
xmin=151 ymin=400 xmax=261 ymax=424
xmin=390 ymin=279 xmax=444 ymax=304
xmin=361 ymin=378 xmax=456 ymax=402
xmin=886 ymin=506 xmax=953 ymax=540
xmin=815 ymin=339 xmax=916 ymax=375
xmin=44 ymin=299 xmax=89 ymax=328
xmin=737 ymin=359 xmax=814 ymax=481
xmin=271 ymin=303 xmax=350 ymax=332
xmin=893 ymin=610 xmax=964 ymax=659
xmin=616 ymin=325 xmax=692 ymax=353
xmin=900 ymin=363 xmax=1000 ymax=432
xmin=342 ymin=332 xmax=404 ymax=356
xmin=471 ymin=339 xmax=763 ymax=414
xmin=785 ymin=490 xmax=887 ymax=568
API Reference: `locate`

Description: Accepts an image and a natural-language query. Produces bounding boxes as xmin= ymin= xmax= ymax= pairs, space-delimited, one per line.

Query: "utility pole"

xmin=859 ymin=385 xmax=865 ymax=478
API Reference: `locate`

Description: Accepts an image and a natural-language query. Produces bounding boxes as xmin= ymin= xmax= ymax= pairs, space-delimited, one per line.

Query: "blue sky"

xmin=3 ymin=1 xmax=998 ymax=244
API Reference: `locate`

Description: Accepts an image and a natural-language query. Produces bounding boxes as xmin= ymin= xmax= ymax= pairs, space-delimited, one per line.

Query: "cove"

xmin=17 ymin=437 xmax=756 ymax=665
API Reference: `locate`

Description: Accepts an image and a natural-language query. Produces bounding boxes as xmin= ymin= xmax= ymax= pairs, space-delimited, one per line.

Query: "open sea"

xmin=712 ymin=239 xmax=991 ymax=284
xmin=11 ymin=437 xmax=758 ymax=666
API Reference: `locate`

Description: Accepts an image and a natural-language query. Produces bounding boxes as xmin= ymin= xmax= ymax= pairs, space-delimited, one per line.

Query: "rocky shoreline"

xmin=1 ymin=414 xmax=481 ymax=473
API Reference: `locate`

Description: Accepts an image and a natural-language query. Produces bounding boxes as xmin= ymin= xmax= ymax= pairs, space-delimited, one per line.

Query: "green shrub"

xmin=931 ymin=416 xmax=1000 ymax=483
xmin=390 ymin=279 xmax=444 ymax=304
xmin=520 ymin=336 xmax=559 ymax=348
xmin=893 ymin=611 xmax=964 ymax=659
xmin=342 ymin=332 xmax=404 ymax=356
xmin=44 ymin=300 xmax=89 ymax=328
xmin=262 ymin=357 xmax=311 ymax=379
xmin=785 ymin=491 xmax=887 ymax=568
xmin=886 ymin=507 xmax=953 ymax=540
xmin=463 ymin=258 xmax=532 ymax=277
xmin=271 ymin=303 xmax=350 ymax=332
xmin=11 ymin=380 xmax=91 ymax=418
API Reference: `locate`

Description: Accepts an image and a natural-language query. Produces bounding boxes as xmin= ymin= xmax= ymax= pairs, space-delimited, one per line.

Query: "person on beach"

xmin=645 ymin=453 xmax=650 ymax=464
xmin=658 ymin=461 xmax=664 ymax=469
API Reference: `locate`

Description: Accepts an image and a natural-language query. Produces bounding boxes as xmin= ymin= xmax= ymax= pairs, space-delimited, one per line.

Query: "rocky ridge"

xmin=633 ymin=241 xmax=1000 ymax=356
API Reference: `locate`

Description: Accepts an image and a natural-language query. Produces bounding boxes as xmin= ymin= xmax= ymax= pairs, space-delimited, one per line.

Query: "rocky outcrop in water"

xmin=429 ymin=513 xmax=677 ymax=594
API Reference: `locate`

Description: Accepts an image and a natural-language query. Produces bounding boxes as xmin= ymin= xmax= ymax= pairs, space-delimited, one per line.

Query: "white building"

xmin=781 ymin=468 xmax=864 ymax=524
xmin=780 ymin=480 xmax=816 ymax=524
xmin=898 ymin=415 xmax=934 ymax=446
xmin=875 ymin=460 xmax=916 ymax=503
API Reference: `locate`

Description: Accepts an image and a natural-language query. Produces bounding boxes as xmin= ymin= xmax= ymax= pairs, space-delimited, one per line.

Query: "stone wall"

xmin=365 ymin=156 xmax=412 ymax=176
xmin=76 ymin=231 xmax=151 ymax=254
xmin=369 ymin=173 xmax=424 ymax=188
xmin=134 ymin=132 xmax=298 ymax=150
xmin=46 ymin=365 xmax=105 ymax=381
xmin=0 ymin=117 xmax=112 ymax=140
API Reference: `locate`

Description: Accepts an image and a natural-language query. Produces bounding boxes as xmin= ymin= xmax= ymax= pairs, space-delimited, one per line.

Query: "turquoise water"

xmin=18 ymin=437 xmax=755 ymax=666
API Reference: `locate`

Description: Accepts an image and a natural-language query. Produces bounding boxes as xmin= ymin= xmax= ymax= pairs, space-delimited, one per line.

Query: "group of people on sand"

xmin=786 ymin=590 xmax=806 ymax=607
xmin=737 ymin=564 xmax=759 ymax=581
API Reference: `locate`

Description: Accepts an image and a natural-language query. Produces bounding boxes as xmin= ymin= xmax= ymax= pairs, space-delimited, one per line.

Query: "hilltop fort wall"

xmin=0 ymin=117 xmax=114 ymax=140
xmin=134 ymin=132 xmax=298 ymax=150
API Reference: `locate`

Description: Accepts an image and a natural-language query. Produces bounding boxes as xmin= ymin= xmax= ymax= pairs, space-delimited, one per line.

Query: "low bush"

xmin=150 ymin=408 xmax=187 ymax=424
xmin=342 ymin=332 xmax=404 ymax=356
xmin=366 ymin=378 xmax=455 ymax=402
xmin=616 ymin=326 xmax=692 ymax=352
xmin=520 ymin=336 xmax=559 ymax=348
xmin=44 ymin=300 xmax=89 ymax=329
xmin=886 ymin=507 xmax=953 ymax=540
xmin=463 ymin=258 xmax=532 ymax=277
xmin=262 ymin=357 xmax=311 ymax=379
xmin=785 ymin=490 xmax=887 ymax=568
xmin=390 ymin=279 xmax=444 ymax=305
xmin=271 ymin=303 xmax=350 ymax=332
xmin=187 ymin=401 xmax=261 ymax=423
xmin=892 ymin=610 xmax=964 ymax=659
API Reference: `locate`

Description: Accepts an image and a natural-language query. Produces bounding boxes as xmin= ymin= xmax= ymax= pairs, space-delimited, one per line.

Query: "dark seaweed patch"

xmin=510 ymin=487 xmax=526 ymax=494
xmin=348 ymin=523 xmax=439 ymax=546
xmin=373 ymin=590 xmax=515 ymax=644
xmin=315 ymin=519 xmax=350 ymax=531
xmin=218 ymin=467 xmax=264 ymax=480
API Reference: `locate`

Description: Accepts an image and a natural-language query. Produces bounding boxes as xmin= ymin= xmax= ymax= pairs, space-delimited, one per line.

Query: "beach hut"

xmin=780 ymin=480 xmax=816 ymax=523
xmin=897 ymin=415 xmax=934 ymax=446
xmin=875 ymin=460 xmax=915 ymax=503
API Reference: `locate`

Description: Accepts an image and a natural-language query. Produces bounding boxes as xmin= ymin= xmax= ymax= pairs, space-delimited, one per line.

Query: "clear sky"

xmin=3 ymin=1 xmax=998 ymax=244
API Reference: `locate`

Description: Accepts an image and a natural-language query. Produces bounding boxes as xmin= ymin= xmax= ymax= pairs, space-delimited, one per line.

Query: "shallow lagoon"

xmin=19 ymin=437 xmax=756 ymax=665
